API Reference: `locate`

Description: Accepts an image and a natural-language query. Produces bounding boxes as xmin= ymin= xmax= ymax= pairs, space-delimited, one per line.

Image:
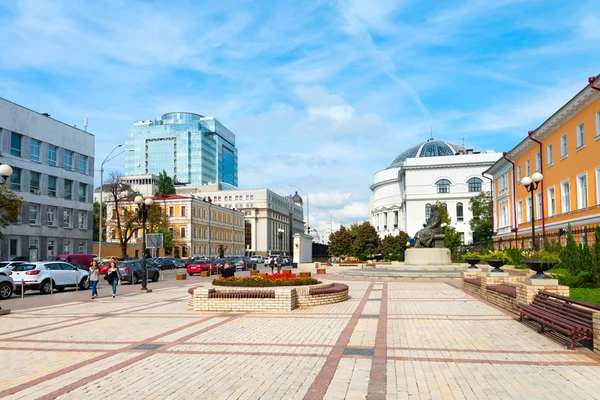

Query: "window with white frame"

xmin=9 ymin=238 xmax=20 ymax=259
xmin=547 ymin=187 xmax=555 ymax=217
xmin=64 ymin=150 xmax=73 ymax=170
xmin=577 ymin=123 xmax=585 ymax=148
xmin=180 ymin=226 xmax=186 ymax=238
xmin=78 ymin=211 xmax=86 ymax=229
xmin=536 ymin=192 xmax=542 ymax=219
xmin=517 ymin=166 xmax=521 ymax=181
xmin=436 ymin=179 xmax=450 ymax=193
xmin=561 ymin=134 xmax=568 ymax=157
xmin=547 ymin=144 xmax=553 ymax=165
xmin=30 ymin=171 xmax=40 ymax=194
xmin=467 ymin=178 xmax=482 ymax=192
xmin=79 ymin=155 xmax=87 ymax=174
xmin=63 ymin=209 xmax=72 ymax=228
xmin=78 ymin=242 xmax=85 ymax=254
xmin=517 ymin=201 xmax=523 ymax=223
xmin=48 ymin=145 xmax=57 ymax=166
xmin=535 ymin=153 xmax=541 ymax=172
xmin=181 ymin=206 xmax=186 ymax=217
xmin=525 ymin=197 xmax=531 ymax=222
xmin=47 ymin=240 xmax=55 ymax=259
xmin=30 ymin=139 xmax=40 ymax=162
xmin=48 ymin=176 xmax=57 ymax=197
xmin=29 ymin=204 xmax=40 ymax=225
xmin=596 ymin=111 xmax=600 ymax=137
xmin=577 ymin=173 xmax=588 ymax=209
xmin=64 ymin=240 xmax=71 ymax=254
xmin=47 ymin=207 xmax=56 ymax=226
xmin=561 ymin=181 xmax=570 ymax=212
xmin=525 ymin=160 xmax=530 ymax=177
xmin=169 ymin=206 xmax=174 ymax=217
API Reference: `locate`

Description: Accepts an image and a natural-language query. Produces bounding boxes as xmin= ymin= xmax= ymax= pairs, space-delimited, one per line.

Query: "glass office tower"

xmin=125 ymin=112 xmax=238 ymax=187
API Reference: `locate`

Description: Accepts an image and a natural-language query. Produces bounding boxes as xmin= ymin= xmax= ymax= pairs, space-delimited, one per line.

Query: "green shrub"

xmin=505 ymin=248 xmax=523 ymax=266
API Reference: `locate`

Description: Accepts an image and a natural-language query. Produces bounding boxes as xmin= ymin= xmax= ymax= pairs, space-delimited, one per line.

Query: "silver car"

xmin=0 ymin=274 xmax=15 ymax=300
xmin=0 ymin=261 xmax=25 ymax=276
xmin=10 ymin=261 xmax=90 ymax=294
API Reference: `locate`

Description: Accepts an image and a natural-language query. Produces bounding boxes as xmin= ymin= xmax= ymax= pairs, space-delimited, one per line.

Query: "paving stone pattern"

xmin=0 ymin=281 xmax=599 ymax=399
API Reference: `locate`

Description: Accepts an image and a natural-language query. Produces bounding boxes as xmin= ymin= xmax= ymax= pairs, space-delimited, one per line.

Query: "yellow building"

xmin=105 ymin=194 xmax=245 ymax=258
xmin=486 ymin=75 xmax=600 ymax=248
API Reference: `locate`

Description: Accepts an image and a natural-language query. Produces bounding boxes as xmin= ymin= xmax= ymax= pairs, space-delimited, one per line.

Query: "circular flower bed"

xmin=213 ymin=272 xmax=320 ymax=287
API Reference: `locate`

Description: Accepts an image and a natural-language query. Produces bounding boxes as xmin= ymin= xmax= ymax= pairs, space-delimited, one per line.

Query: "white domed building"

xmin=370 ymin=139 xmax=502 ymax=244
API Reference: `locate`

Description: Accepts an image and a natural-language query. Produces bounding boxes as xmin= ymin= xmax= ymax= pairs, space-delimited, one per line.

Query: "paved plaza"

xmin=1 ymin=278 xmax=599 ymax=399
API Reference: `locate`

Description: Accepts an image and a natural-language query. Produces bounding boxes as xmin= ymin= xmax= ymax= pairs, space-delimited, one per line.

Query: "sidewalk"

xmin=1 ymin=279 xmax=599 ymax=399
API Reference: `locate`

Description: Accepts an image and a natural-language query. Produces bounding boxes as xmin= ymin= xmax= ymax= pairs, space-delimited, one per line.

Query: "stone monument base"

xmin=405 ymin=248 xmax=452 ymax=265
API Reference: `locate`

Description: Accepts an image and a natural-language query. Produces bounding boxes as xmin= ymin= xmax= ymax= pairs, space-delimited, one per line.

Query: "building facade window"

xmin=547 ymin=187 xmax=555 ymax=217
xmin=436 ymin=179 xmax=450 ymax=193
xmin=79 ymin=183 xmax=87 ymax=202
xmin=63 ymin=209 xmax=72 ymax=228
xmin=47 ymin=207 xmax=56 ymax=226
xmin=10 ymin=132 xmax=22 ymax=157
xmin=9 ymin=238 xmax=20 ymax=259
xmin=536 ymin=192 xmax=542 ymax=220
xmin=181 ymin=206 xmax=186 ymax=217
xmin=169 ymin=206 xmax=174 ymax=217
xmin=29 ymin=204 xmax=40 ymax=225
xmin=64 ymin=179 xmax=72 ymax=200
xmin=577 ymin=123 xmax=585 ymax=148
xmin=535 ymin=153 xmax=541 ymax=172
xmin=525 ymin=197 xmax=531 ymax=222
xmin=48 ymin=145 xmax=57 ymax=166
xmin=456 ymin=202 xmax=463 ymax=221
xmin=79 ymin=155 xmax=87 ymax=174
xmin=425 ymin=203 xmax=431 ymax=220
xmin=180 ymin=227 xmax=186 ymax=238
xmin=467 ymin=178 xmax=482 ymax=192
xmin=30 ymin=172 xmax=40 ymax=194
xmin=78 ymin=211 xmax=86 ymax=229
xmin=596 ymin=111 xmax=600 ymax=137
xmin=517 ymin=166 xmax=521 ymax=181
xmin=561 ymin=134 xmax=568 ymax=157
xmin=9 ymin=167 xmax=21 ymax=191
xmin=525 ymin=160 xmax=530 ymax=176
xmin=517 ymin=200 xmax=523 ymax=223
xmin=561 ymin=181 xmax=570 ymax=213
xmin=547 ymin=144 xmax=553 ymax=165
xmin=47 ymin=240 xmax=55 ymax=259
xmin=64 ymin=240 xmax=71 ymax=254
xmin=48 ymin=176 xmax=57 ymax=197
xmin=30 ymin=139 xmax=40 ymax=161
xmin=64 ymin=150 xmax=73 ymax=170
xmin=577 ymin=173 xmax=588 ymax=209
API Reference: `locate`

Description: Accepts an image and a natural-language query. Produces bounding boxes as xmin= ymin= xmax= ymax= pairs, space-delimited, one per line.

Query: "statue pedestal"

xmin=405 ymin=248 xmax=452 ymax=265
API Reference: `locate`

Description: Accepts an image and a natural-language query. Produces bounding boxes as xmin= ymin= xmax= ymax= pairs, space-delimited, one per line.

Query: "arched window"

xmin=468 ymin=177 xmax=483 ymax=192
xmin=436 ymin=179 xmax=451 ymax=193
xmin=456 ymin=202 xmax=463 ymax=221
xmin=425 ymin=203 xmax=432 ymax=220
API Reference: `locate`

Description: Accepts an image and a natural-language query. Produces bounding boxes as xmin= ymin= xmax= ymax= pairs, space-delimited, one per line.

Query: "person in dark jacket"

xmin=221 ymin=262 xmax=235 ymax=278
xmin=269 ymin=257 xmax=275 ymax=274
xmin=105 ymin=262 xmax=122 ymax=298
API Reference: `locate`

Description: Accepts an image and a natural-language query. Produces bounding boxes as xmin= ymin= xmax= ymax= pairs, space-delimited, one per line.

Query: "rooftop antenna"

xmin=430 ymin=125 xmax=433 ymax=140
xmin=84 ymin=117 xmax=88 ymax=132
xmin=462 ymin=137 xmax=465 ymax=149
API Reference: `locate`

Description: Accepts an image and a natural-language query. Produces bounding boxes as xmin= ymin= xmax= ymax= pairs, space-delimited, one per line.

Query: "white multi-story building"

xmin=176 ymin=185 xmax=305 ymax=255
xmin=370 ymin=138 xmax=502 ymax=244
xmin=0 ymin=98 xmax=95 ymax=261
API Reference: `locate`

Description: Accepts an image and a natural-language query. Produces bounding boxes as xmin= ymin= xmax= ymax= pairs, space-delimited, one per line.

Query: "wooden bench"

xmin=515 ymin=291 xmax=600 ymax=349
xmin=310 ymin=283 xmax=348 ymax=296
xmin=486 ymin=284 xmax=516 ymax=298
xmin=463 ymin=278 xmax=482 ymax=287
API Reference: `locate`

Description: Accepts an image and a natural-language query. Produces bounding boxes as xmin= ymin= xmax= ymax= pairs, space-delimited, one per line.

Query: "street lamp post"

xmin=289 ymin=185 xmax=309 ymax=234
xmin=99 ymin=144 xmax=123 ymax=259
xmin=134 ymin=195 xmax=154 ymax=292
xmin=521 ymin=172 xmax=543 ymax=250
xmin=278 ymin=228 xmax=284 ymax=251
xmin=0 ymin=164 xmax=13 ymax=185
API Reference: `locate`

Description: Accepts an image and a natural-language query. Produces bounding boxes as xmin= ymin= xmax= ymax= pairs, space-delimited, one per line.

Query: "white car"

xmin=250 ymin=256 xmax=264 ymax=263
xmin=0 ymin=261 xmax=26 ymax=276
xmin=10 ymin=261 xmax=90 ymax=295
xmin=0 ymin=275 xmax=15 ymax=300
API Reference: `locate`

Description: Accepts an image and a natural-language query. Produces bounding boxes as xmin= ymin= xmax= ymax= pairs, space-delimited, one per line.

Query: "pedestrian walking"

xmin=269 ymin=257 xmax=275 ymax=274
xmin=106 ymin=262 xmax=122 ymax=298
xmin=276 ymin=255 xmax=282 ymax=274
xmin=89 ymin=260 xmax=100 ymax=299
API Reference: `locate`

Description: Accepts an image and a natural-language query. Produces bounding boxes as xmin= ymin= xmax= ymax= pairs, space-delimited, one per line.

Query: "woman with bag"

xmin=106 ymin=262 xmax=122 ymax=298
xmin=89 ymin=260 xmax=100 ymax=299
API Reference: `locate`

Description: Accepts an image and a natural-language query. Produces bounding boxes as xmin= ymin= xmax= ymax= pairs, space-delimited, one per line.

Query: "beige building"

xmin=105 ymin=193 xmax=245 ymax=258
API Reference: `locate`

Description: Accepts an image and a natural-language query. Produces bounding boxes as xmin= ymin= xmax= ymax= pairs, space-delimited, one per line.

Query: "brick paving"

xmin=0 ymin=280 xmax=599 ymax=399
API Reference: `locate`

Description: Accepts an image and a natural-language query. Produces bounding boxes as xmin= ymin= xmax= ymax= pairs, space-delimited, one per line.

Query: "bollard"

xmin=76 ymin=275 xmax=79 ymax=292
xmin=50 ymin=278 xmax=53 ymax=295
xmin=161 ymin=274 xmax=165 ymax=281
xmin=21 ymin=280 xmax=24 ymax=299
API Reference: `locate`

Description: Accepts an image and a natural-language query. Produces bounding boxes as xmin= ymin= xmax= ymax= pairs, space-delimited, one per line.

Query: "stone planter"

xmin=200 ymin=271 xmax=210 ymax=277
xmin=176 ymin=273 xmax=187 ymax=280
xmin=464 ymin=257 xmax=481 ymax=269
xmin=249 ymin=270 xmax=259 ymax=276
xmin=486 ymin=258 xmax=505 ymax=273
xmin=522 ymin=259 xmax=559 ymax=279
xmin=316 ymin=268 xmax=326 ymax=275
xmin=299 ymin=272 xmax=312 ymax=278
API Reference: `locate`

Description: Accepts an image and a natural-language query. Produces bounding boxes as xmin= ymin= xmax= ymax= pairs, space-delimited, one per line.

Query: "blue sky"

xmin=1 ymin=0 xmax=600 ymax=235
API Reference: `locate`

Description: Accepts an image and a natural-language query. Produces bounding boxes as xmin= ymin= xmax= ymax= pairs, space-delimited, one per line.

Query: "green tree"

xmin=561 ymin=224 xmax=580 ymax=275
xmin=349 ymin=222 xmax=380 ymax=257
xmin=380 ymin=231 xmax=410 ymax=256
xmin=436 ymin=201 xmax=462 ymax=255
xmin=469 ymin=191 xmax=493 ymax=243
xmin=156 ymin=170 xmax=176 ymax=195
xmin=0 ymin=184 xmax=22 ymax=240
xmin=328 ymin=226 xmax=352 ymax=257
xmin=93 ymin=201 xmax=107 ymax=242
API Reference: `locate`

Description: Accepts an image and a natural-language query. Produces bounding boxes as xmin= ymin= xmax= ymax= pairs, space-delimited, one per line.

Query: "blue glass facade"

xmin=125 ymin=112 xmax=238 ymax=187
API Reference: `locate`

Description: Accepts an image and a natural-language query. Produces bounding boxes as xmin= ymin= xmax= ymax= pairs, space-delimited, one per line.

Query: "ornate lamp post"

xmin=0 ymin=164 xmax=13 ymax=185
xmin=134 ymin=195 xmax=154 ymax=292
xmin=520 ymin=172 xmax=543 ymax=250
xmin=99 ymin=144 xmax=123 ymax=259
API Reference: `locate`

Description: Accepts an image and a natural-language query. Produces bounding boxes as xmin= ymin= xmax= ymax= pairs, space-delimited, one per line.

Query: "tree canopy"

xmin=469 ymin=191 xmax=493 ymax=243
xmin=156 ymin=170 xmax=176 ymax=195
xmin=0 ymin=185 xmax=22 ymax=240
xmin=328 ymin=226 xmax=352 ymax=257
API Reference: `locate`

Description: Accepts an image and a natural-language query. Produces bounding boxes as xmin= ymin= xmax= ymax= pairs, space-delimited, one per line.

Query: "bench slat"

xmin=518 ymin=303 xmax=592 ymax=331
xmin=539 ymin=291 xmax=600 ymax=312
xmin=532 ymin=298 xmax=594 ymax=323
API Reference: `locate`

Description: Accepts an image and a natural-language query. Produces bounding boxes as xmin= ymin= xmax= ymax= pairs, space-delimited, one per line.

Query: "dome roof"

xmin=292 ymin=191 xmax=303 ymax=204
xmin=388 ymin=138 xmax=464 ymax=169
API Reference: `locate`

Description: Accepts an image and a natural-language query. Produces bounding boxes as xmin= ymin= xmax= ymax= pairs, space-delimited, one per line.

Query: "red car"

xmin=186 ymin=260 xmax=215 ymax=276
xmin=99 ymin=262 xmax=111 ymax=274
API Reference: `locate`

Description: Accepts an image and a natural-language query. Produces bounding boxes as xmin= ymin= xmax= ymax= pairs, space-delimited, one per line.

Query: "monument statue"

xmin=413 ymin=204 xmax=442 ymax=248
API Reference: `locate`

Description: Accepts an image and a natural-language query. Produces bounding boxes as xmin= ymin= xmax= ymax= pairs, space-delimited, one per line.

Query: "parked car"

xmin=212 ymin=258 xmax=232 ymax=272
xmin=250 ymin=255 xmax=264 ymax=264
xmin=54 ymin=254 xmax=94 ymax=269
xmin=99 ymin=261 xmax=112 ymax=274
xmin=0 ymin=274 xmax=15 ymax=300
xmin=117 ymin=260 xmax=160 ymax=284
xmin=101 ymin=256 xmax=120 ymax=262
xmin=186 ymin=260 xmax=216 ymax=276
xmin=0 ymin=261 xmax=25 ymax=276
xmin=11 ymin=256 xmax=29 ymax=262
xmin=92 ymin=254 xmax=99 ymax=262
xmin=9 ymin=261 xmax=90 ymax=294
xmin=230 ymin=256 xmax=256 ymax=271
xmin=155 ymin=258 xmax=177 ymax=270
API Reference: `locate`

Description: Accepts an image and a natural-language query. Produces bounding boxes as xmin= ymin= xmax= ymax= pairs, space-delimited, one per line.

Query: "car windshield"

xmin=13 ymin=264 xmax=37 ymax=271
xmin=0 ymin=262 xmax=11 ymax=268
